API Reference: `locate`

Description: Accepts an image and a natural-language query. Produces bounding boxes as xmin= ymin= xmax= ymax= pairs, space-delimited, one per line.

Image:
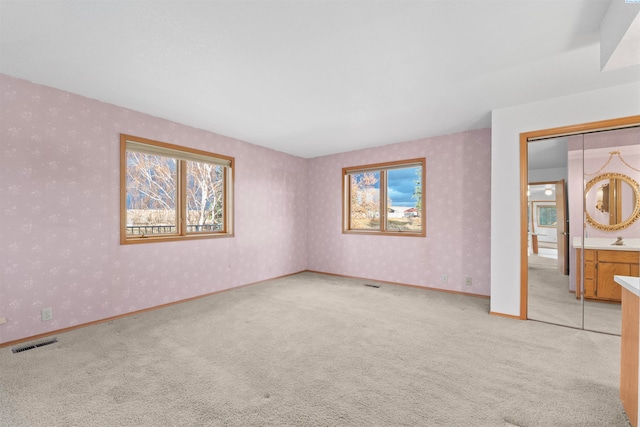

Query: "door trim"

xmin=519 ymin=115 xmax=640 ymax=320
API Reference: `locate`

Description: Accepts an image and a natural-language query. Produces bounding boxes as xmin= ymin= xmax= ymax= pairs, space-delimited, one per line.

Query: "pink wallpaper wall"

xmin=0 ymin=74 xmax=492 ymax=345
xmin=0 ymin=74 xmax=308 ymax=344
xmin=305 ymin=129 xmax=492 ymax=295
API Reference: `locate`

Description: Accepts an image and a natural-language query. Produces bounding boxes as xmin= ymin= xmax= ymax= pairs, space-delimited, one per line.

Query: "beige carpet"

xmin=537 ymin=241 xmax=557 ymax=250
xmin=0 ymin=272 xmax=630 ymax=426
xmin=528 ymin=253 xmax=622 ymax=335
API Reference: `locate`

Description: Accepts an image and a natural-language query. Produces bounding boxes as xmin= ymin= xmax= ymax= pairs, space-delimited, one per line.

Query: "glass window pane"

xmin=349 ymin=171 xmax=380 ymax=230
xmin=537 ymin=205 xmax=557 ymax=227
xmin=386 ymin=166 xmax=422 ymax=232
xmin=186 ymin=161 xmax=225 ymax=233
xmin=125 ymin=152 xmax=177 ymax=235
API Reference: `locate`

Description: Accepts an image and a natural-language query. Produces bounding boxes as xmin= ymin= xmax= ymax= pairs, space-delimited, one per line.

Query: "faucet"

xmin=611 ymin=236 xmax=624 ymax=246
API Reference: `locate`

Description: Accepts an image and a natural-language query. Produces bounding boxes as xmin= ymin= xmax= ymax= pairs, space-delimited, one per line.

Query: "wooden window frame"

xmin=120 ymin=134 xmax=234 ymax=244
xmin=342 ymin=158 xmax=426 ymax=237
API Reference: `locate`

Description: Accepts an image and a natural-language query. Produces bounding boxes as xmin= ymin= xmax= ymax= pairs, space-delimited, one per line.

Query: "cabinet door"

xmin=583 ymin=250 xmax=596 ymax=298
xmin=597 ymin=262 xmax=629 ymax=301
xmin=584 ymin=277 xmax=596 ymax=298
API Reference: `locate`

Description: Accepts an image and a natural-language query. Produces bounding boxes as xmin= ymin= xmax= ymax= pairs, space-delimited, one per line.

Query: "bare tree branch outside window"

xmin=121 ymin=134 xmax=234 ymax=243
xmin=185 ymin=161 xmax=224 ymax=232
xmin=126 ymin=152 xmax=177 ymax=234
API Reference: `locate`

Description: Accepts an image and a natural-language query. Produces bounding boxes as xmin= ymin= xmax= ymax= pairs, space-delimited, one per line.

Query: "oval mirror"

xmin=585 ymin=172 xmax=640 ymax=231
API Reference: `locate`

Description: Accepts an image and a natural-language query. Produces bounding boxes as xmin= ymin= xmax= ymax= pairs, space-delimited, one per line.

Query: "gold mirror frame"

xmin=584 ymin=172 xmax=640 ymax=231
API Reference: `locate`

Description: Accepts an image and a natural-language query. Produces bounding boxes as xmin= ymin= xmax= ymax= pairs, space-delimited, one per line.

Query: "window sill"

xmin=342 ymin=230 xmax=425 ymax=237
xmin=121 ymin=233 xmax=234 ymax=245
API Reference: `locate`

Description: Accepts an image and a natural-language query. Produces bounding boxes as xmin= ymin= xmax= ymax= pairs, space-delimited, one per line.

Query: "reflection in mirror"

xmin=595 ymin=182 xmax=609 ymax=214
xmin=585 ymin=172 xmax=640 ymax=231
xmin=526 ymin=136 xmax=583 ymax=329
xmin=525 ymin=124 xmax=639 ymax=337
xmin=580 ymin=127 xmax=640 ymax=335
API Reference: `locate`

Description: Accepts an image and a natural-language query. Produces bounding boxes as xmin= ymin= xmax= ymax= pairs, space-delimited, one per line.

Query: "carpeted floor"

xmin=0 ymin=272 xmax=630 ymax=426
xmin=528 ymin=253 xmax=622 ymax=335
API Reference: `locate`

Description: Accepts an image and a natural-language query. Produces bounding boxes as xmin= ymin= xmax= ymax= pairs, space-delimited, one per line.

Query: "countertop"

xmin=572 ymin=237 xmax=640 ymax=251
xmin=614 ymin=275 xmax=640 ymax=297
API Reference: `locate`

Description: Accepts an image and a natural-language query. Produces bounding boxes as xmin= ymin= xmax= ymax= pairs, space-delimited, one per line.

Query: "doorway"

xmin=520 ymin=116 xmax=640 ymax=334
xmin=527 ymin=180 xmax=569 ymax=274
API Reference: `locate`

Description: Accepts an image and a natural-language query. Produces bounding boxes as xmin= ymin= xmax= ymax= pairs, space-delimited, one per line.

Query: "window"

xmin=343 ymin=158 xmax=425 ymax=236
xmin=120 ymin=134 xmax=234 ymax=244
xmin=536 ymin=205 xmax=557 ymax=227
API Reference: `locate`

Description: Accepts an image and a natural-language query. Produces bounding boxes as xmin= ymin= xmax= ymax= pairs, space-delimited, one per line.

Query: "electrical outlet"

xmin=0 ymin=317 xmax=6 ymax=325
xmin=442 ymin=274 xmax=448 ymax=282
xmin=41 ymin=307 xmax=53 ymax=322
xmin=465 ymin=277 xmax=472 ymax=286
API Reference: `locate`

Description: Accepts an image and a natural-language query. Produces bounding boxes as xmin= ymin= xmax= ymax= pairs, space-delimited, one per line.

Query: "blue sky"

xmin=388 ymin=167 xmax=420 ymax=207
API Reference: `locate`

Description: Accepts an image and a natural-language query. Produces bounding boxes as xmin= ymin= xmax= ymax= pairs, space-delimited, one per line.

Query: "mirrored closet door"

xmin=581 ymin=127 xmax=639 ymax=334
xmin=527 ymin=135 xmax=583 ymax=330
xmin=526 ymin=123 xmax=640 ymax=335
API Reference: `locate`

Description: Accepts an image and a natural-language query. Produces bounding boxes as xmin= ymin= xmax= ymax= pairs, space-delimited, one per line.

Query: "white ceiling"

xmin=528 ymin=137 xmax=569 ymax=170
xmin=1 ymin=0 xmax=639 ymax=158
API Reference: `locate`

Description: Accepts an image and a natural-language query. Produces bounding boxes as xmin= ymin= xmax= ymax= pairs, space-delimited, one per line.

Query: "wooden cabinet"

xmin=619 ymin=285 xmax=639 ymax=427
xmin=576 ymin=249 xmax=639 ymax=302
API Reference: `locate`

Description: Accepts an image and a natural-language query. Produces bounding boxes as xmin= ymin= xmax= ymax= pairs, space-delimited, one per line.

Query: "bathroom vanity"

xmin=614 ymin=275 xmax=639 ymax=427
xmin=574 ymin=238 xmax=640 ymax=302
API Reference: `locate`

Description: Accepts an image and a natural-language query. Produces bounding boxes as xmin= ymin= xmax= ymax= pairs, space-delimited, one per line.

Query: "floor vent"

xmin=364 ymin=284 xmax=380 ymax=288
xmin=12 ymin=338 xmax=58 ymax=354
